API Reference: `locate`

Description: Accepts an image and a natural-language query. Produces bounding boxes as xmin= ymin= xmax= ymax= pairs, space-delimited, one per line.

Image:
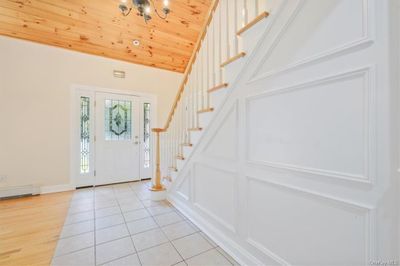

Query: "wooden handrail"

xmin=162 ymin=0 xmax=220 ymax=131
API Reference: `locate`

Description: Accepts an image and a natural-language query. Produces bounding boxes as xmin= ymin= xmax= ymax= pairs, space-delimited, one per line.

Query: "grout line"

xmin=54 ymin=181 xmax=239 ymax=265
xmin=215 ymin=247 xmax=236 ymax=266
xmin=114 ymin=185 xmax=143 ymax=266
xmin=183 ymin=246 xmax=217 ymax=261
xmin=129 ymin=181 xmax=186 ymax=264
xmin=55 ymin=218 xmax=199 ymax=257
xmin=53 ymin=246 xmax=95 ymax=259
xmin=97 ymin=252 xmax=139 ymax=266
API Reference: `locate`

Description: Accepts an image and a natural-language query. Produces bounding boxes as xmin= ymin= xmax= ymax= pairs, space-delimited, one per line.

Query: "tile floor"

xmin=51 ymin=180 xmax=239 ymax=266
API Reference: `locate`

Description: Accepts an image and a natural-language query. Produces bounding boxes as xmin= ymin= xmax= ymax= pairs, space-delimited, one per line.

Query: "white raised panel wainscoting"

xmin=164 ymin=0 xmax=399 ymax=265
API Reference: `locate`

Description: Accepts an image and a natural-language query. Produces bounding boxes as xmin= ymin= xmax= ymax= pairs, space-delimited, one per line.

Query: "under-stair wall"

xmin=160 ymin=0 xmax=399 ymax=265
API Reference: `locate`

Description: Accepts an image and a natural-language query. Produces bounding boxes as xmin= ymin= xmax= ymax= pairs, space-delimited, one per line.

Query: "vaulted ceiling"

xmin=0 ymin=0 xmax=212 ymax=72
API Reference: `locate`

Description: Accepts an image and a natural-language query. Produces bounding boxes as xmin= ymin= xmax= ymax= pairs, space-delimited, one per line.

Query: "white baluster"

xmin=248 ymin=0 xmax=257 ymax=21
xmin=232 ymin=0 xmax=239 ymax=55
xmin=211 ymin=12 xmax=216 ymax=88
xmin=225 ymin=0 xmax=230 ymax=59
xmin=206 ymin=30 xmax=210 ymax=108
xmin=190 ymin=74 xmax=194 ymax=130
xmin=242 ymin=0 xmax=248 ymax=26
xmin=258 ymin=0 xmax=267 ymax=13
xmin=198 ymin=46 xmax=205 ymax=110
xmin=217 ymin=3 xmax=223 ymax=84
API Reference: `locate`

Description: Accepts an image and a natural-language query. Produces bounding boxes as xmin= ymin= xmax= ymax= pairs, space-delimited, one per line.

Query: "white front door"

xmin=95 ymin=92 xmax=140 ymax=185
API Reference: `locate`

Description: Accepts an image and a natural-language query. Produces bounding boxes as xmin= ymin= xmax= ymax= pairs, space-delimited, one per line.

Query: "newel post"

xmin=149 ymin=128 xmax=166 ymax=199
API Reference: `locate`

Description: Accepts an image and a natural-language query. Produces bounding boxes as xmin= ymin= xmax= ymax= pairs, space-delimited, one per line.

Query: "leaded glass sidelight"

xmin=105 ymin=99 xmax=132 ymax=140
xmin=80 ymin=97 xmax=90 ymax=174
xmin=143 ymin=103 xmax=151 ymax=168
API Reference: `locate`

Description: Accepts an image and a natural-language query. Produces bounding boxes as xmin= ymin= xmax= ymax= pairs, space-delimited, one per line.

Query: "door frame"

xmin=70 ymin=84 xmax=157 ymax=188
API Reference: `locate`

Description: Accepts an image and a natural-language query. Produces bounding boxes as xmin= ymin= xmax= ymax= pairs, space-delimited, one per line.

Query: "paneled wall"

xmin=168 ymin=0 xmax=399 ymax=264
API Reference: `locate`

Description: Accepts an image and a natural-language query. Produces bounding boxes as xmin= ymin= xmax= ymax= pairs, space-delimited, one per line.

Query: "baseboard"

xmin=168 ymin=194 xmax=263 ymax=266
xmin=0 ymin=184 xmax=40 ymax=198
xmin=40 ymin=184 xmax=76 ymax=194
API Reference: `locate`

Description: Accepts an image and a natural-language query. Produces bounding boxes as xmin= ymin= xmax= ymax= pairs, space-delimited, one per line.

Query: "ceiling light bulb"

xmin=145 ymin=6 xmax=151 ymax=14
xmin=163 ymin=0 xmax=169 ymax=7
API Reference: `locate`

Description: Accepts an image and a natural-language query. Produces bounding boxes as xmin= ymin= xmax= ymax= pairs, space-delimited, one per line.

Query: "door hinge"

xmin=94 ymin=170 xmax=96 ymax=176
xmin=94 ymin=135 xmax=96 ymax=142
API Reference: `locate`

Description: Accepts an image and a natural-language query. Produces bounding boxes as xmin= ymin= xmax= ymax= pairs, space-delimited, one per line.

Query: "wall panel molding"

xmin=176 ymin=170 xmax=191 ymax=201
xmin=192 ymin=162 xmax=237 ymax=234
xmin=201 ymin=102 xmax=239 ymax=162
xmin=244 ymin=175 xmax=377 ymax=265
xmin=248 ymin=0 xmax=375 ymax=84
xmin=245 ymin=66 xmax=377 ymax=185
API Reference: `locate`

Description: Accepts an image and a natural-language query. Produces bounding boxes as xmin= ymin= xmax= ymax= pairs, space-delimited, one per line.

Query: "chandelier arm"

xmin=122 ymin=7 xmax=133 ymax=17
xmin=149 ymin=0 xmax=168 ymax=19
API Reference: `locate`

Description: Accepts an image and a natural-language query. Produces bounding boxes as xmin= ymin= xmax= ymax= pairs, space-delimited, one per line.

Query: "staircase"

xmin=148 ymin=0 xmax=399 ymax=265
xmin=149 ymin=0 xmax=398 ymax=265
xmin=153 ymin=0 xmax=274 ymax=188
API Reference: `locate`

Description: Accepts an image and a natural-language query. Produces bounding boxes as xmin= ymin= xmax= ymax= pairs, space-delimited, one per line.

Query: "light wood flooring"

xmin=0 ymin=191 xmax=73 ymax=266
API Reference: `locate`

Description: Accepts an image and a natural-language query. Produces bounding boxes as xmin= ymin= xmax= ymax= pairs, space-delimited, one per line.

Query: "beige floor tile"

xmin=96 ymin=223 xmax=130 ymax=244
xmin=96 ymin=237 xmax=136 ymax=265
xmin=126 ymin=217 xmax=158 ymax=235
xmin=186 ymin=249 xmax=232 ymax=266
xmin=131 ymin=228 xmax=169 ymax=251
xmin=154 ymin=211 xmax=183 ymax=227
xmin=172 ymin=232 xmax=213 ymax=259
xmin=161 ymin=220 xmax=196 ymax=240
xmin=138 ymin=242 xmax=183 ymax=266
xmin=123 ymin=208 xmax=151 ymax=222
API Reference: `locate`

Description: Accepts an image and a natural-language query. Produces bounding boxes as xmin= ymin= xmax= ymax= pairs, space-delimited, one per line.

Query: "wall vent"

xmin=113 ymin=70 xmax=126 ymax=78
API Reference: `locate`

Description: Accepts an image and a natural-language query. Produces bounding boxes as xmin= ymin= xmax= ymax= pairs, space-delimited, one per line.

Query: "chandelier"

xmin=119 ymin=0 xmax=170 ymax=23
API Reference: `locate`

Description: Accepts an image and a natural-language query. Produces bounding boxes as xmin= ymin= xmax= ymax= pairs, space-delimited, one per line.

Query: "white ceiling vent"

xmin=113 ymin=70 xmax=126 ymax=79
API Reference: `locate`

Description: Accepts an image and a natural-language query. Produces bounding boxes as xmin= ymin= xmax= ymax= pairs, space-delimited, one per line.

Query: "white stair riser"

xmin=198 ymin=112 xmax=214 ymax=129
xmin=241 ymin=19 xmax=270 ymax=54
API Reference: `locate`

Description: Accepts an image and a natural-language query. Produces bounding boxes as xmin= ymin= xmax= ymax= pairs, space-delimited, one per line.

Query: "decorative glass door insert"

xmin=143 ymin=103 xmax=151 ymax=168
xmin=80 ymin=96 xmax=90 ymax=174
xmin=104 ymin=99 xmax=132 ymax=140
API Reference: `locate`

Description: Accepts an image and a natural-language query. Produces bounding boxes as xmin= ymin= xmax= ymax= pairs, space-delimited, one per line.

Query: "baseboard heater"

xmin=0 ymin=185 xmax=40 ymax=199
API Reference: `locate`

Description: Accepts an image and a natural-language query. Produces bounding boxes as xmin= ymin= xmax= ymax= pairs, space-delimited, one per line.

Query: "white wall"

xmin=168 ymin=0 xmax=399 ymax=265
xmin=0 ymin=36 xmax=182 ymax=188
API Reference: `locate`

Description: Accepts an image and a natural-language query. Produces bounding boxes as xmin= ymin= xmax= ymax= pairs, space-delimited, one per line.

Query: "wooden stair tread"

xmin=208 ymin=83 xmax=228 ymax=93
xmin=176 ymin=155 xmax=185 ymax=160
xmin=181 ymin=143 xmax=193 ymax=147
xmin=188 ymin=127 xmax=203 ymax=131
xmin=237 ymin=11 xmax=270 ymax=36
xmin=197 ymin=107 xmax=214 ymax=114
xmin=221 ymin=52 xmax=246 ymax=67
xmin=169 ymin=166 xmax=178 ymax=172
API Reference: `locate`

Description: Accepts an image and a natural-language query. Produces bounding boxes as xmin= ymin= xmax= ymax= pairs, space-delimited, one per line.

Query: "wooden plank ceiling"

xmin=0 ymin=0 xmax=212 ymax=72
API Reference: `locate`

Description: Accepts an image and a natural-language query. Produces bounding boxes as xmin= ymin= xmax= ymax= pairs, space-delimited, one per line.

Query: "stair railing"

xmin=151 ymin=0 xmax=270 ymax=190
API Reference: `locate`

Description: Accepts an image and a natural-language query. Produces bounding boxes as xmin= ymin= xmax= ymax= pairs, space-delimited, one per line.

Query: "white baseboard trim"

xmin=40 ymin=184 xmax=76 ymax=194
xmin=168 ymin=193 xmax=263 ymax=266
